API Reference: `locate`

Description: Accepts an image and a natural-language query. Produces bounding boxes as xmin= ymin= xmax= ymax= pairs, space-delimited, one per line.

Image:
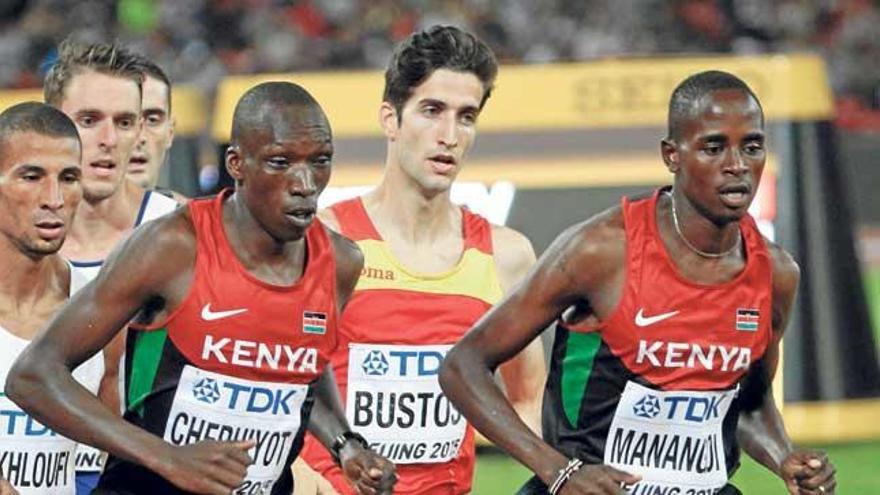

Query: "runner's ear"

xmin=661 ymin=139 xmax=679 ymax=173
xmin=379 ymin=102 xmax=399 ymax=141
xmin=226 ymin=145 xmax=244 ymax=182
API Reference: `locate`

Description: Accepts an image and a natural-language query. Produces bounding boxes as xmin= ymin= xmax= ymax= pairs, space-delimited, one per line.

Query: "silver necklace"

xmin=667 ymin=191 xmax=740 ymax=259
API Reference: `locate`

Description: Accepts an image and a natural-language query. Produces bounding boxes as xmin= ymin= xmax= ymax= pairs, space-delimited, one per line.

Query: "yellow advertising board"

xmin=213 ymin=54 xmax=833 ymax=140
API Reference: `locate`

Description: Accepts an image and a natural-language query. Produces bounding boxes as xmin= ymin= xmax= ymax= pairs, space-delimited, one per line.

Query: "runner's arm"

xmin=736 ymin=246 xmax=799 ymax=472
xmin=305 ymin=229 xmax=357 ymax=446
xmin=737 ymin=246 xmax=836 ymax=493
xmin=306 ymin=232 xmax=395 ymax=494
xmin=492 ymin=225 xmax=545 ymax=434
xmin=97 ymin=332 xmax=125 ymax=414
xmin=440 ymin=218 xmax=638 ymax=489
xmin=6 ymin=212 xmax=253 ymax=494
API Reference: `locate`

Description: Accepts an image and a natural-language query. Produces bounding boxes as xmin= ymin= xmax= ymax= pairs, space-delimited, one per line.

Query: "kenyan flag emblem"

xmin=735 ymin=308 xmax=759 ymax=332
xmin=303 ymin=311 xmax=327 ymax=335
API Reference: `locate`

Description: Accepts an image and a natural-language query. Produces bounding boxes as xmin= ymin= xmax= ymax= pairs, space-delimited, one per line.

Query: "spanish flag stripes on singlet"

xmin=98 ymin=191 xmax=338 ymax=495
xmin=543 ymin=189 xmax=773 ymax=494
xmin=300 ymin=197 xmax=502 ymax=495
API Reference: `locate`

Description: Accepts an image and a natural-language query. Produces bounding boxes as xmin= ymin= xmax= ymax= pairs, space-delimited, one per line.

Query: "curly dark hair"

xmin=383 ymin=25 xmax=498 ymax=121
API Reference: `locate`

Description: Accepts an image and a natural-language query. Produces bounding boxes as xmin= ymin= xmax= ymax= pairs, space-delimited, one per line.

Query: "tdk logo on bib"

xmin=361 ymin=349 xmax=446 ymax=377
xmin=193 ymin=378 xmax=221 ymax=404
xmin=630 ymin=391 xmax=726 ymax=424
xmin=632 ymin=395 xmax=661 ymax=419
xmin=362 ymin=350 xmax=390 ymax=376
xmin=662 ymin=394 xmax=725 ymax=423
xmin=190 ymin=376 xmax=299 ymax=415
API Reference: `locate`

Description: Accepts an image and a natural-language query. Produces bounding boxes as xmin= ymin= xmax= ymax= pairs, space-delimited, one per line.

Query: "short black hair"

xmin=44 ymin=39 xmax=143 ymax=107
xmin=131 ymin=53 xmax=172 ymax=112
xmin=667 ymin=70 xmax=763 ymax=139
xmin=0 ymin=102 xmax=80 ymax=156
xmin=383 ymin=25 xmax=498 ymax=120
xmin=230 ymin=81 xmax=327 ymax=144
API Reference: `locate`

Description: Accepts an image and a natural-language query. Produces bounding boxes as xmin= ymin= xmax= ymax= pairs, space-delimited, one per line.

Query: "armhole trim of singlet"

xmin=69 ymin=260 xmax=103 ymax=267
xmin=476 ymin=214 xmax=506 ymax=305
xmin=329 ymin=197 xmax=381 ymax=241
xmin=133 ymin=190 xmax=152 ymax=228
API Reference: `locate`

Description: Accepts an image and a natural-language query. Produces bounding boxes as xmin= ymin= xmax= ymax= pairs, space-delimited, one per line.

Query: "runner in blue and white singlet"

xmin=0 ymin=102 xmax=102 ymax=494
xmin=1 ymin=265 xmax=103 ymax=495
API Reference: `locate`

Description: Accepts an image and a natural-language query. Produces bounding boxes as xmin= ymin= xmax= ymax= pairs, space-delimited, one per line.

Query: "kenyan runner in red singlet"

xmin=97 ymin=191 xmax=337 ymax=494
xmin=540 ymin=189 xmax=771 ymax=493
xmin=440 ymin=72 xmax=837 ymax=495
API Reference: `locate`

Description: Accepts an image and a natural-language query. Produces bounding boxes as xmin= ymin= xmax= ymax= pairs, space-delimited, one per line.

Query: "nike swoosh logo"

xmin=634 ymin=308 xmax=679 ymax=327
xmin=201 ymin=303 xmax=248 ymax=321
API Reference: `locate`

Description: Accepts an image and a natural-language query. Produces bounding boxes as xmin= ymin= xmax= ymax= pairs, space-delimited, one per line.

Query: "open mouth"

xmin=284 ymin=206 xmax=316 ymax=225
xmin=128 ymin=156 xmax=148 ymax=172
xmin=89 ymin=160 xmax=117 ymax=178
xmin=428 ymin=154 xmax=456 ymax=174
xmin=718 ymin=183 xmax=751 ymax=207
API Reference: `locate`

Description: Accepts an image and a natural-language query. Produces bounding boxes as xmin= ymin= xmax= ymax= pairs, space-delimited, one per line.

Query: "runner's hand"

xmin=158 ymin=440 xmax=255 ymax=495
xmin=559 ymin=464 xmax=640 ymax=495
xmin=780 ymin=450 xmax=836 ymax=494
xmin=0 ymin=476 xmax=19 ymax=495
xmin=339 ymin=443 xmax=396 ymax=495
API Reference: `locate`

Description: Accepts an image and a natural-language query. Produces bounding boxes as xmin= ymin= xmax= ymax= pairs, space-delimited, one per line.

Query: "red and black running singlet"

xmin=98 ymin=191 xmax=338 ymax=495
xmin=300 ymin=197 xmax=502 ymax=495
xmin=542 ymin=189 xmax=772 ymax=494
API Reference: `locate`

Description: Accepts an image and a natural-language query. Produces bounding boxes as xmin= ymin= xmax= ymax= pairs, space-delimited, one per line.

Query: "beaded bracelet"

xmin=548 ymin=458 xmax=584 ymax=495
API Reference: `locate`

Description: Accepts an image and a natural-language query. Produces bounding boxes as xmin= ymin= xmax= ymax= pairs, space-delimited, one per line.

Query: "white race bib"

xmin=346 ymin=344 xmax=466 ymax=464
xmin=164 ymin=366 xmax=308 ymax=495
xmin=0 ymin=393 xmax=77 ymax=494
xmin=604 ymin=381 xmax=736 ymax=494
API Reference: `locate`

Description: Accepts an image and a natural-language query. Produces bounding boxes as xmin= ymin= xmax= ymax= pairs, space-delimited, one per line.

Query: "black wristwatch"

xmin=330 ymin=430 xmax=369 ymax=465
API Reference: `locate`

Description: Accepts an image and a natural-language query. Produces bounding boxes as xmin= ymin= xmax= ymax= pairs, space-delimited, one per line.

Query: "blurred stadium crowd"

xmin=1 ymin=0 xmax=878 ymax=129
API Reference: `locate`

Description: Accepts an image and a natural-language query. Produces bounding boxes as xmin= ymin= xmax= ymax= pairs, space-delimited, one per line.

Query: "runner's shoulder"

xmin=531 ymin=205 xmax=627 ymax=293
xmin=137 ymin=204 xmax=194 ymax=239
xmin=490 ymin=224 xmax=536 ymax=278
xmin=95 ymin=206 xmax=196 ymax=295
xmin=561 ymin=204 xmax=626 ymax=263
xmin=326 ymin=227 xmax=364 ymax=279
xmin=763 ymin=238 xmax=800 ymax=297
xmin=124 ymin=206 xmax=197 ymax=263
